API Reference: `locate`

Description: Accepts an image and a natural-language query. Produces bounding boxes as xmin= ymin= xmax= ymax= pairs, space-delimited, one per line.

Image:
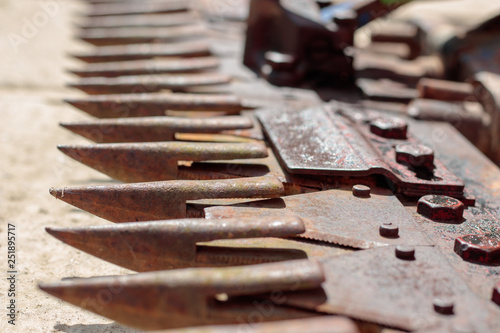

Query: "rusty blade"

xmin=78 ymin=12 xmax=198 ymax=29
xmin=205 ymin=187 xmax=432 ymax=249
xmin=45 ymin=215 xmax=306 ymax=271
xmin=86 ymin=1 xmax=190 ymax=17
xmin=49 ymin=175 xmax=284 ymax=222
xmin=164 ymin=316 xmax=360 ymax=333
xmin=69 ymin=57 xmax=219 ymax=77
xmin=57 ymin=141 xmax=268 ymax=182
xmin=60 ymin=115 xmax=253 ymax=143
xmin=257 ymin=106 xmax=465 ymax=198
xmin=417 ymin=78 xmax=475 ymax=101
xmin=281 ymin=247 xmax=499 ymax=332
xmin=78 ymin=25 xmax=204 ymax=46
xmin=68 ymin=72 xmax=231 ymax=95
xmin=357 ymin=78 xmax=417 ymax=103
xmin=64 ymin=92 xmax=249 ymax=118
xmin=39 ymin=260 xmax=324 ymax=330
xmin=72 ymin=42 xmax=211 ymax=63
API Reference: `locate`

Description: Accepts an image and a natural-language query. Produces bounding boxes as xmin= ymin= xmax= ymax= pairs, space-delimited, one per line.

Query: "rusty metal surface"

xmin=205 ymin=187 xmax=432 ymax=249
xmin=78 ymin=25 xmax=204 ymax=46
xmin=49 ymin=175 xmax=284 ymax=222
xmin=257 ymin=105 xmax=466 ymax=198
xmin=39 ymin=260 xmax=324 ymax=330
xmin=70 ymin=57 xmax=219 ymax=77
xmin=45 ymin=215 xmax=307 ymax=271
xmin=281 ymin=247 xmax=499 ymax=332
xmin=79 ymin=12 xmax=198 ymax=29
xmin=356 ymin=78 xmax=418 ymax=102
xmin=69 ymin=72 xmax=231 ymax=94
xmin=417 ymin=78 xmax=475 ymax=101
xmin=58 ymin=141 xmax=268 ymax=182
xmin=64 ymin=92 xmax=249 ymax=118
xmin=86 ymin=1 xmax=191 ymax=17
xmin=163 ymin=316 xmax=360 ymax=333
xmin=60 ymin=115 xmax=254 ymax=143
xmin=73 ymin=41 xmax=212 ymax=63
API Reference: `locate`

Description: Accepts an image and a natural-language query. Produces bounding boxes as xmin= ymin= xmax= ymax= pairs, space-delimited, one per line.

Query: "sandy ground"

xmin=0 ymin=1 xmax=137 ymax=332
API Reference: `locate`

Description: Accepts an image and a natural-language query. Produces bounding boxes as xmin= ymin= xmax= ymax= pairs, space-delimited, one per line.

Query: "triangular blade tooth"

xmin=59 ymin=116 xmax=253 ymax=143
xmin=71 ymin=42 xmax=211 ymax=63
xmin=79 ymin=12 xmax=198 ymax=29
xmin=57 ymin=142 xmax=268 ymax=182
xmin=78 ymin=25 xmax=204 ymax=46
xmin=86 ymin=1 xmax=190 ymax=17
xmin=39 ymin=259 xmax=323 ymax=330
xmin=69 ymin=57 xmax=219 ymax=77
xmin=68 ymin=73 xmax=231 ymax=95
xmin=63 ymin=93 xmax=247 ymax=118
xmin=48 ymin=176 xmax=284 ymax=222
xmin=45 ymin=215 xmax=305 ymax=271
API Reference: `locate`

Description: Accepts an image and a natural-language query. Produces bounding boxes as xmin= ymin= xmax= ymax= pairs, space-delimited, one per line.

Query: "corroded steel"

xmin=205 ymin=187 xmax=433 ymax=249
xmin=86 ymin=1 xmax=191 ymax=17
xmin=49 ymin=175 xmax=284 ymax=222
xmin=165 ymin=316 xmax=359 ymax=333
xmin=78 ymin=25 xmax=204 ymax=46
xmin=57 ymin=141 xmax=269 ymax=182
xmin=79 ymin=12 xmax=198 ymax=29
xmin=281 ymin=247 xmax=497 ymax=332
xmin=60 ymin=116 xmax=254 ymax=143
xmin=73 ymin=42 xmax=211 ymax=63
xmin=417 ymin=78 xmax=475 ymax=101
xmin=70 ymin=57 xmax=220 ymax=77
xmin=68 ymin=72 xmax=231 ymax=94
xmin=39 ymin=260 xmax=324 ymax=330
xmin=45 ymin=216 xmax=307 ymax=271
xmin=454 ymin=234 xmax=500 ymax=265
xmin=257 ymin=106 xmax=466 ymax=198
xmin=64 ymin=92 xmax=249 ymax=118
xmin=417 ymin=195 xmax=465 ymax=222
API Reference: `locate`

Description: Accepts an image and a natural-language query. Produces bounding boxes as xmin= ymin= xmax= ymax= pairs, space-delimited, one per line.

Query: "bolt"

xmin=433 ymin=298 xmax=454 ymax=315
xmin=492 ymin=282 xmax=500 ymax=306
xmin=395 ymin=245 xmax=415 ymax=260
xmin=417 ymin=195 xmax=464 ymax=222
xmin=370 ymin=117 xmax=408 ymax=139
xmin=395 ymin=143 xmax=434 ymax=169
xmin=379 ymin=223 xmax=399 ymax=238
xmin=352 ymin=184 xmax=370 ymax=197
xmin=454 ymin=234 xmax=500 ymax=265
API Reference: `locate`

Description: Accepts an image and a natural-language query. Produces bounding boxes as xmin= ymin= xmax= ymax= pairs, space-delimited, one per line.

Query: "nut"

xmin=395 ymin=143 xmax=434 ymax=169
xmin=417 ymin=195 xmax=464 ymax=222
xmin=379 ymin=223 xmax=399 ymax=238
xmin=395 ymin=245 xmax=415 ymax=260
xmin=370 ymin=116 xmax=408 ymax=139
xmin=352 ymin=184 xmax=370 ymax=197
xmin=454 ymin=234 xmax=500 ymax=265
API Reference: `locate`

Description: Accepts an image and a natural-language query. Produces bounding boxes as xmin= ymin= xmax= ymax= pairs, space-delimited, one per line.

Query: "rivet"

xmin=395 ymin=245 xmax=415 ymax=260
xmin=433 ymin=298 xmax=454 ymax=315
xmin=352 ymin=184 xmax=370 ymax=198
xmin=379 ymin=223 xmax=399 ymax=238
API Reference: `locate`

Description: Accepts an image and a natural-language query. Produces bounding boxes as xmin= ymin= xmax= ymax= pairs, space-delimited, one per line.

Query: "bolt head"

xmin=370 ymin=117 xmax=408 ymax=139
xmin=379 ymin=223 xmax=399 ymax=238
xmin=417 ymin=195 xmax=464 ymax=222
xmin=352 ymin=184 xmax=370 ymax=197
xmin=454 ymin=234 xmax=500 ymax=265
xmin=395 ymin=143 xmax=434 ymax=169
xmin=395 ymin=245 xmax=415 ymax=260
xmin=433 ymin=298 xmax=454 ymax=315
